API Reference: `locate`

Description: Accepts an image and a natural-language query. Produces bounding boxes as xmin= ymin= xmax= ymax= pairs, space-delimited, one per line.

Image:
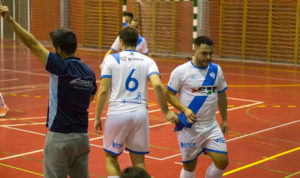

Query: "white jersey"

xmin=167 ymin=61 xmax=227 ymax=122
xmin=111 ymin=35 xmax=149 ymax=54
xmin=101 ymin=50 xmax=159 ymax=115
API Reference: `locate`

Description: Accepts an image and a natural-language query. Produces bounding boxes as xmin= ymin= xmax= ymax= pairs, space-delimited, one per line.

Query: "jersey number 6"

xmin=126 ymin=69 xmax=139 ymax=92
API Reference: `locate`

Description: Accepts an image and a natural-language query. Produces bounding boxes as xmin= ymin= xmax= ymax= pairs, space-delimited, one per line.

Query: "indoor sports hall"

xmin=0 ymin=0 xmax=300 ymax=177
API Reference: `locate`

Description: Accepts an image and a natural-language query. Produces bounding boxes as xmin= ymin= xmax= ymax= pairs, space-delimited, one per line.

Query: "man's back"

xmin=100 ymin=50 xmax=159 ymax=115
xmin=46 ymin=52 xmax=97 ymax=133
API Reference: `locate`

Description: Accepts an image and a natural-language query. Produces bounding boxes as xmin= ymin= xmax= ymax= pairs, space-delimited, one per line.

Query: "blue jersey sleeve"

xmin=45 ymin=52 xmax=64 ymax=75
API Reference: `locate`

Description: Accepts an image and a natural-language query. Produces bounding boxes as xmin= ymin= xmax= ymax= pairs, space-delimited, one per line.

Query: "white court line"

xmin=4 ymin=87 xmax=48 ymax=94
xmin=172 ymin=119 xmax=300 ymax=164
xmin=0 ymin=78 xmax=18 ymax=83
xmin=226 ymin=72 xmax=300 ymax=82
xmin=0 ymin=136 xmax=104 ymax=161
xmin=0 ymin=149 xmax=44 ymax=161
xmin=217 ymin=101 xmax=264 ymax=113
xmin=150 ymin=100 xmax=263 ymax=128
xmin=0 ymin=83 xmax=48 ymax=91
xmin=0 ymin=68 xmax=49 ymax=77
xmin=0 ymin=97 xmax=263 ymax=161
xmin=0 ymin=116 xmax=46 ymax=122
xmin=1 ymin=123 xmax=46 ymax=127
xmin=227 ymin=97 xmax=262 ymax=103
xmin=227 ymin=119 xmax=300 ymax=142
xmin=2 ymin=117 xmax=298 ymax=162
xmin=2 ymin=126 xmax=46 ymax=136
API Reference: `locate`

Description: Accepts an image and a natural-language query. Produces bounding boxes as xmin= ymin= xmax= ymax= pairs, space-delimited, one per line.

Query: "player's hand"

xmin=164 ymin=110 xmax=179 ymax=124
xmin=94 ymin=119 xmax=102 ymax=135
xmin=221 ymin=121 xmax=228 ymax=135
xmin=0 ymin=6 xmax=10 ymax=21
xmin=183 ymin=108 xmax=196 ymax=124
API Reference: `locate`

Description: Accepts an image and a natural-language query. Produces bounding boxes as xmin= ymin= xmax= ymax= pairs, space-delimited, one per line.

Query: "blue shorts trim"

xmin=103 ymin=149 xmax=123 ymax=156
xmin=204 ymin=148 xmax=228 ymax=154
xmin=218 ymin=87 xmax=228 ymax=93
xmin=167 ymin=86 xmax=177 ymax=94
xmin=125 ymin=147 xmax=149 ymax=154
xmin=182 ymin=150 xmax=204 ymax=163
xmin=100 ymin=75 xmax=112 ymax=79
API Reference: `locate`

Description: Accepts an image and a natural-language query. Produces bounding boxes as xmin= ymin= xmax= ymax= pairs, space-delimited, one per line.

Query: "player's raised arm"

xmin=0 ymin=6 xmax=48 ymax=65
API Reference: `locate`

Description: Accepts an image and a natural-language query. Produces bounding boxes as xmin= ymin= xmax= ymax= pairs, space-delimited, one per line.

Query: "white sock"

xmin=107 ymin=176 xmax=120 ymax=178
xmin=180 ymin=168 xmax=195 ymax=178
xmin=0 ymin=93 xmax=6 ymax=108
xmin=205 ymin=163 xmax=224 ymax=178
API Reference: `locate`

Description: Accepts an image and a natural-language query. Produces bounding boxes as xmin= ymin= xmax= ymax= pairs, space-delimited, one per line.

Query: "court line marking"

xmin=225 ymin=72 xmax=300 ymax=82
xmin=173 ymin=119 xmax=300 ymax=165
xmin=0 ymin=99 xmax=261 ymax=127
xmin=0 ymin=149 xmax=44 ymax=161
xmin=0 ymin=116 xmax=46 ymax=122
xmin=227 ymin=119 xmax=300 ymax=142
xmin=0 ymin=162 xmax=43 ymax=176
xmin=285 ymin=171 xmax=300 ymax=178
xmin=223 ymin=147 xmax=300 ymax=176
xmin=0 ymin=78 xmax=18 ymax=83
xmin=0 ymin=68 xmax=49 ymax=77
xmin=0 ymin=97 xmax=263 ymax=161
xmin=0 ymin=136 xmax=103 ymax=162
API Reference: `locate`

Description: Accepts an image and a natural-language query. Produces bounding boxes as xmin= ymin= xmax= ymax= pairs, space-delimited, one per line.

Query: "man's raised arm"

xmin=0 ymin=6 xmax=48 ymax=65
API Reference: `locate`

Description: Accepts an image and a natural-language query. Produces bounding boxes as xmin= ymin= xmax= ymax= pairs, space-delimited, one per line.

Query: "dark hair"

xmin=131 ymin=18 xmax=138 ymax=23
xmin=49 ymin=28 xmax=77 ymax=55
xmin=119 ymin=26 xmax=138 ymax=47
xmin=194 ymin=36 xmax=214 ymax=47
xmin=120 ymin=167 xmax=151 ymax=178
xmin=125 ymin=12 xmax=133 ymax=18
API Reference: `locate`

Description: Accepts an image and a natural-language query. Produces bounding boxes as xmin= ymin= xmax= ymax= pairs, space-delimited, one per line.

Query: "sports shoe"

xmin=0 ymin=106 xmax=9 ymax=117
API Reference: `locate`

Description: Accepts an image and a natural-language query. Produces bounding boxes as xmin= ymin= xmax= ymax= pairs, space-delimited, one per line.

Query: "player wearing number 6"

xmin=94 ymin=26 xmax=178 ymax=177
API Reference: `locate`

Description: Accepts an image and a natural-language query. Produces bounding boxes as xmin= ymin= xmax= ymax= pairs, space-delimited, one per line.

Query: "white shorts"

xmin=177 ymin=119 xmax=228 ymax=163
xmin=103 ymin=108 xmax=149 ymax=156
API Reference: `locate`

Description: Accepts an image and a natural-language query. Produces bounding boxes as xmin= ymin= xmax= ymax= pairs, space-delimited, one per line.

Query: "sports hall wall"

xmin=2 ymin=0 xmax=300 ymax=64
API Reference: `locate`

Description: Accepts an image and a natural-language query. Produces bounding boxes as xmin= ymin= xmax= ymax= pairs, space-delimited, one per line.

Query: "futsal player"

xmin=166 ymin=36 xmax=229 ymax=178
xmin=94 ymin=26 xmax=178 ymax=177
xmin=123 ymin=12 xmax=133 ymax=27
xmin=104 ymin=18 xmax=149 ymax=58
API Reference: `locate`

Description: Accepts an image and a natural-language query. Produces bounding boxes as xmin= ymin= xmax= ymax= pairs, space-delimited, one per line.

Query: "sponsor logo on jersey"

xmin=69 ymin=78 xmax=93 ymax=90
xmin=180 ymin=142 xmax=196 ymax=148
xmin=128 ymin=57 xmax=143 ymax=61
xmin=191 ymin=86 xmax=217 ymax=94
xmin=214 ymin=137 xmax=226 ymax=143
xmin=121 ymin=92 xmax=142 ymax=104
xmin=191 ymin=74 xmax=197 ymax=79
xmin=112 ymin=141 xmax=124 ymax=148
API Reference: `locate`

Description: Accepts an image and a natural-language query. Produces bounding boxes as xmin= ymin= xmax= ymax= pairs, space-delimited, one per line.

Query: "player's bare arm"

xmin=149 ymin=74 xmax=178 ymax=123
xmin=166 ymin=89 xmax=196 ymax=124
xmin=94 ymin=78 xmax=111 ymax=135
xmin=218 ymin=91 xmax=228 ymax=135
xmin=0 ymin=6 xmax=48 ymax=65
